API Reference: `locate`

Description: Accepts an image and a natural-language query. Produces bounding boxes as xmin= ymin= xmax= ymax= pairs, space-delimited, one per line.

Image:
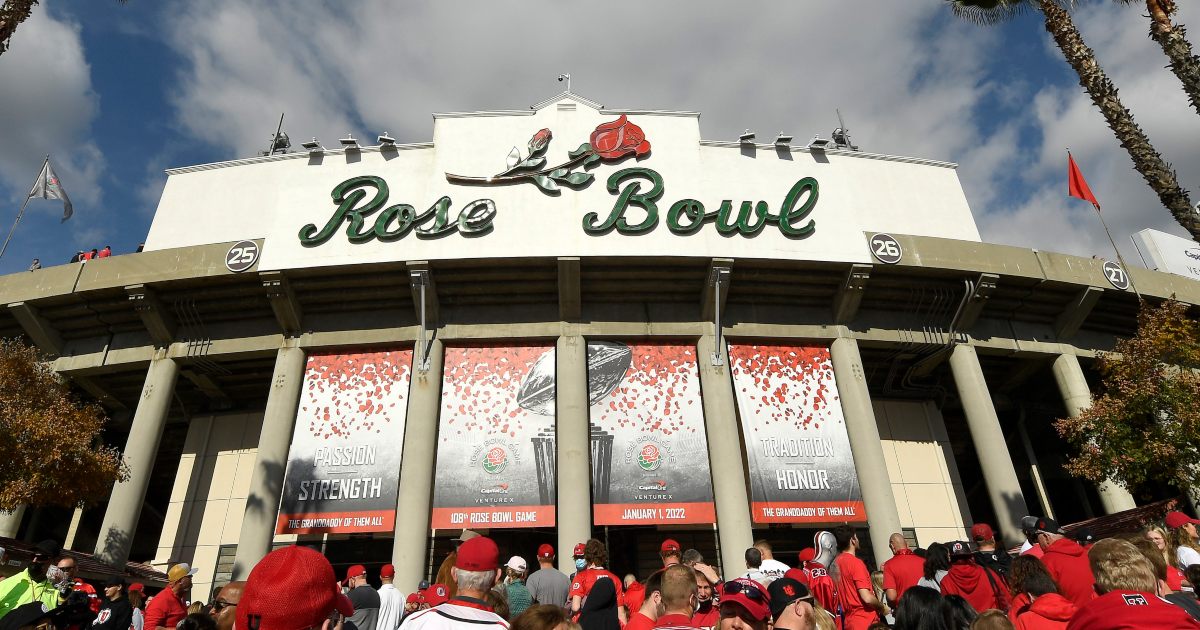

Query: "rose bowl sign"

xmin=146 ymin=95 xmax=984 ymax=268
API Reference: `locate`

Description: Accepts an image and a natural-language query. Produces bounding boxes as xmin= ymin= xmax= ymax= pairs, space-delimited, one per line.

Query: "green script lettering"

xmin=300 ymin=176 xmax=497 ymax=247
xmin=583 ymin=167 xmax=663 ymax=235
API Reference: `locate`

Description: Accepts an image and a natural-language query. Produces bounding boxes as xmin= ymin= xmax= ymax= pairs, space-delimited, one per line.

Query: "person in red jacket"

xmin=1007 ymin=555 xmax=1055 ymax=626
xmin=1034 ymin=518 xmax=1096 ymax=609
xmin=1015 ymin=570 xmax=1075 ymax=630
xmin=881 ymin=532 xmax=924 ymax=607
xmin=939 ymin=541 xmax=1009 ymax=613
xmin=1067 ymin=538 xmax=1200 ymax=630
xmin=787 ymin=548 xmax=838 ymax=619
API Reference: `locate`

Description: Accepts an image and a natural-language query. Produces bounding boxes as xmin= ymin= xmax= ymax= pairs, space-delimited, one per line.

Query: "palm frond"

xmin=948 ymin=0 xmax=1031 ymax=25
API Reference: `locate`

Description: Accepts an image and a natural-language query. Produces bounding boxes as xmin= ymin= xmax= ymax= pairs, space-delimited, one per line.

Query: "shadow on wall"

xmin=99 ymin=527 xmax=131 ymax=567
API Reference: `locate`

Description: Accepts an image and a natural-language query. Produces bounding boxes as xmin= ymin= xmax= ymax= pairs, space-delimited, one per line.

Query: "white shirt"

xmin=378 ymin=583 xmax=405 ymax=630
xmin=741 ymin=569 xmax=767 ymax=584
xmin=1177 ymin=545 xmax=1200 ymax=571
xmin=399 ymin=602 xmax=509 ymax=630
xmin=759 ymin=559 xmax=791 ymax=583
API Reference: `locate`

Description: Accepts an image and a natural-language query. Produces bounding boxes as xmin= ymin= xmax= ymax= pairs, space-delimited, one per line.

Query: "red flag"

xmin=1068 ymin=152 xmax=1100 ymax=209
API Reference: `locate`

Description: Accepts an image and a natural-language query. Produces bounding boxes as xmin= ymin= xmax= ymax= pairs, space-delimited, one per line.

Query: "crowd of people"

xmin=4 ymin=509 xmax=1200 ymax=630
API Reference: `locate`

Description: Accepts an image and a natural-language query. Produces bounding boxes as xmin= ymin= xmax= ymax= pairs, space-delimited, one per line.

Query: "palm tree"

xmin=950 ymin=0 xmax=1200 ymax=242
xmin=1138 ymin=0 xmax=1200 ymax=117
xmin=0 ymin=0 xmax=38 ymax=57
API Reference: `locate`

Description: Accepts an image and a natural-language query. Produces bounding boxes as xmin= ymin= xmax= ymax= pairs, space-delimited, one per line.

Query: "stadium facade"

xmin=1 ymin=92 xmax=1195 ymax=598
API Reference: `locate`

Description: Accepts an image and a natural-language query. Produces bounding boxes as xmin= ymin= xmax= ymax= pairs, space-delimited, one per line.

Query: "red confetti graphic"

xmin=300 ymin=350 xmax=413 ymax=439
xmin=728 ymin=344 xmax=841 ymax=431
xmin=441 ymin=344 xmax=554 ymax=439
xmin=592 ymin=343 xmax=700 ymax=435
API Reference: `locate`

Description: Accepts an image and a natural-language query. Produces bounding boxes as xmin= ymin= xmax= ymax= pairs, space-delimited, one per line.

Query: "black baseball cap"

xmin=767 ymin=578 xmax=813 ymax=621
xmin=33 ymin=539 xmax=61 ymax=558
xmin=104 ymin=575 xmax=126 ymax=588
xmin=1035 ymin=517 xmax=1065 ymax=535
xmin=0 ymin=602 xmax=54 ymax=630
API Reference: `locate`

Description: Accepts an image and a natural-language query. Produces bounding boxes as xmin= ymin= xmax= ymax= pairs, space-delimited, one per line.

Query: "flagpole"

xmin=1092 ymin=200 xmax=1142 ymax=301
xmin=0 ymin=156 xmax=48 ymax=261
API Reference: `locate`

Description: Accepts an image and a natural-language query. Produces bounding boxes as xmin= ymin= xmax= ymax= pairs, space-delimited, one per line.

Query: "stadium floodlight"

xmin=378 ymin=132 xmax=396 ymax=147
xmin=774 ymin=133 xmax=793 ymax=147
xmin=340 ymin=134 xmax=360 ymax=150
xmin=739 ymin=130 xmax=756 ymax=144
xmin=301 ymin=138 xmax=323 ymax=154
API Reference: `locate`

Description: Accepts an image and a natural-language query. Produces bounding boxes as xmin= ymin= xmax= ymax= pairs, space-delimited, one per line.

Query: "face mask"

xmin=575 ymin=559 xmax=587 ymax=570
xmin=46 ymin=566 xmax=70 ymax=589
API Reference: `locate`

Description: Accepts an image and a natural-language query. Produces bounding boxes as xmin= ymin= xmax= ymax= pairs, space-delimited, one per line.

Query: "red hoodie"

xmin=1015 ymin=593 xmax=1076 ymax=630
xmin=1040 ymin=538 xmax=1096 ymax=608
xmin=1066 ymin=590 xmax=1200 ymax=630
xmin=940 ymin=560 xmax=1010 ymax=612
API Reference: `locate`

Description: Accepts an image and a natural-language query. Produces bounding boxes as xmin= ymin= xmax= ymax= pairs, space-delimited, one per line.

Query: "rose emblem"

xmin=528 ymin=128 xmax=552 ymax=154
xmin=446 ymin=115 xmax=652 ymax=194
xmin=483 ymin=446 xmax=508 ymax=474
xmin=637 ymin=443 xmax=662 ymax=471
xmin=589 ymin=115 xmax=651 ymax=160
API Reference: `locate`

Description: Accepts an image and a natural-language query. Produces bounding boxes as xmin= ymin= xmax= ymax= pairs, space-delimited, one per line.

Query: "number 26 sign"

xmin=869 ymin=233 xmax=903 ymax=264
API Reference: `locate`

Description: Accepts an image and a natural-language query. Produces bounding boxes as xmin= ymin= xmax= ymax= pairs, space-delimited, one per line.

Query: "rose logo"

xmin=590 ymin=115 xmax=651 ymax=160
xmin=637 ymin=443 xmax=662 ymax=471
xmin=446 ymin=116 xmax=651 ymax=194
xmin=482 ymin=446 xmax=508 ymax=474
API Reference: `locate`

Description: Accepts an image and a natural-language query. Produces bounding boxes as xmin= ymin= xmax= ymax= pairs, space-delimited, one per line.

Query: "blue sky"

xmin=0 ymin=1 xmax=1197 ymax=274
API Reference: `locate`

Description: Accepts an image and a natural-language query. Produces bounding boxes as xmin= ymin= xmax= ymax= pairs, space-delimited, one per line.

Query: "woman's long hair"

xmin=894 ymin=586 xmax=948 ymax=630
xmin=923 ymin=543 xmax=950 ymax=581
xmin=1168 ymin=523 xmax=1200 ymax=557
xmin=1007 ymin=554 xmax=1053 ymax=593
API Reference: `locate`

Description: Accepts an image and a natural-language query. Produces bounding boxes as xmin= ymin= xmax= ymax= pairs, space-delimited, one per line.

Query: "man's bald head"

xmin=212 ymin=581 xmax=245 ymax=630
xmin=888 ymin=533 xmax=908 ymax=553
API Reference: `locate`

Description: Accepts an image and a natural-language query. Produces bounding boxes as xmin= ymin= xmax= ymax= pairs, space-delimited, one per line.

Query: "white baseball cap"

xmin=505 ymin=556 xmax=527 ymax=572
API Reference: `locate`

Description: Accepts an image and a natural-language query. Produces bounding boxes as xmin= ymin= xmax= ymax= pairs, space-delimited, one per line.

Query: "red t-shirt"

xmin=881 ymin=550 xmax=924 ymax=603
xmin=143 ymin=588 xmax=187 ymax=630
xmin=691 ymin=603 xmax=718 ymax=628
xmin=654 ymin=613 xmax=695 ymax=630
xmin=1066 ymin=590 xmax=1200 ymax=630
xmin=570 ymin=567 xmax=625 ymax=607
xmin=626 ymin=612 xmax=655 ymax=630
xmin=1040 ymin=538 xmax=1096 ymax=609
xmin=835 ymin=554 xmax=878 ymax=630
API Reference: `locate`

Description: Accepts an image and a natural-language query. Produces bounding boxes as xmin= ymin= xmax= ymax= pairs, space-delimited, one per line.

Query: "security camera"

xmin=558 ymin=76 xmax=564 ymax=82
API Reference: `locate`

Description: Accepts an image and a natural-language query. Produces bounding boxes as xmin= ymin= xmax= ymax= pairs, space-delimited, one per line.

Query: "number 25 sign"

xmin=226 ymin=240 xmax=260 ymax=273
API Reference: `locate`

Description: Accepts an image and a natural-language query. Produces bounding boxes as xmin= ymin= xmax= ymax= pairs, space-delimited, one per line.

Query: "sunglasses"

xmin=722 ymin=580 xmax=767 ymax=602
xmin=212 ymin=599 xmax=236 ymax=612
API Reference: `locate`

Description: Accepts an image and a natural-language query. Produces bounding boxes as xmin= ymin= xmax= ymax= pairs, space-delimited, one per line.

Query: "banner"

xmin=729 ymin=344 xmax=865 ymax=524
xmin=432 ymin=343 xmax=557 ymax=529
xmin=276 ymin=349 xmax=412 ymax=534
xmin=588 ymin=342 xmax=715 ymax=525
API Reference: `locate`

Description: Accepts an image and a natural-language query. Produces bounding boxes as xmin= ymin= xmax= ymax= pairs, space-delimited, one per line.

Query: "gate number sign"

xmin=1102 ymin=260 xmax=1130 ymax=290
xmin=869 ymin=233 xmax=903 ymax=264
xmin=226 ymin=240 xmax=260 ymax=273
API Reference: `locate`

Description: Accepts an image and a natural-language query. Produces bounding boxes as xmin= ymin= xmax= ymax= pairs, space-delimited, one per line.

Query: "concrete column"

xmin=0 ymin=506 xmax=25 ymax=539
xmin=696 ymin=334 xmax=754 ymax=576
xmin=64 ymin=507 xmax=84 ymax=550
xmin=232 ymin=344 xmax=306 ymax=578
xmin=1051 ymin=353 xmax=1137 ymax=514
xmin=556 ymin=334 xmax=592 ymax=575
xmin=949 ymin=345 xmax=1028 ymax=545
xmin=829 ymin=336 xmax=903 ymax=567
xmin=94 ymin=355 xmax=179 ymax=567
xmin=392 ymin=340 xmax=444 ymax=589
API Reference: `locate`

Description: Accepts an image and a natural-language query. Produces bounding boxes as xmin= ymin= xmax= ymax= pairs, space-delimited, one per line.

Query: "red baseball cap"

xmin=237 ymin=545 xmax=354 ymax=630
xmin=719 ymin=578 xmax=770 ymax=622
xmin=537 ymin=544 xmax=554 ymax=559
xmin=1166 ymin=511 xmax=1200 ymax=529
xmin=971 ymin=523 xmax=995 ymax=542
xmin=128 ymin=583 xmax=145 ymax=593
xmin=345 ymin=565 xmax=366 ymax=582
xmin=380 ymin=564 xmax=395 ymax=579
xmin=422 ymin=583 xmax=449 ymax=606
xmin=797 ymin=548 xmax=815 ymax=565
xmin=406 ymin=593 xmax=421 ymax=605
xmin=573 ymin=543 xmax=586 ymax=557
xmin=456 ymin=536 xmax=500 ymax=571
xmin=660 ymin=539 xmax=681 ymax=555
